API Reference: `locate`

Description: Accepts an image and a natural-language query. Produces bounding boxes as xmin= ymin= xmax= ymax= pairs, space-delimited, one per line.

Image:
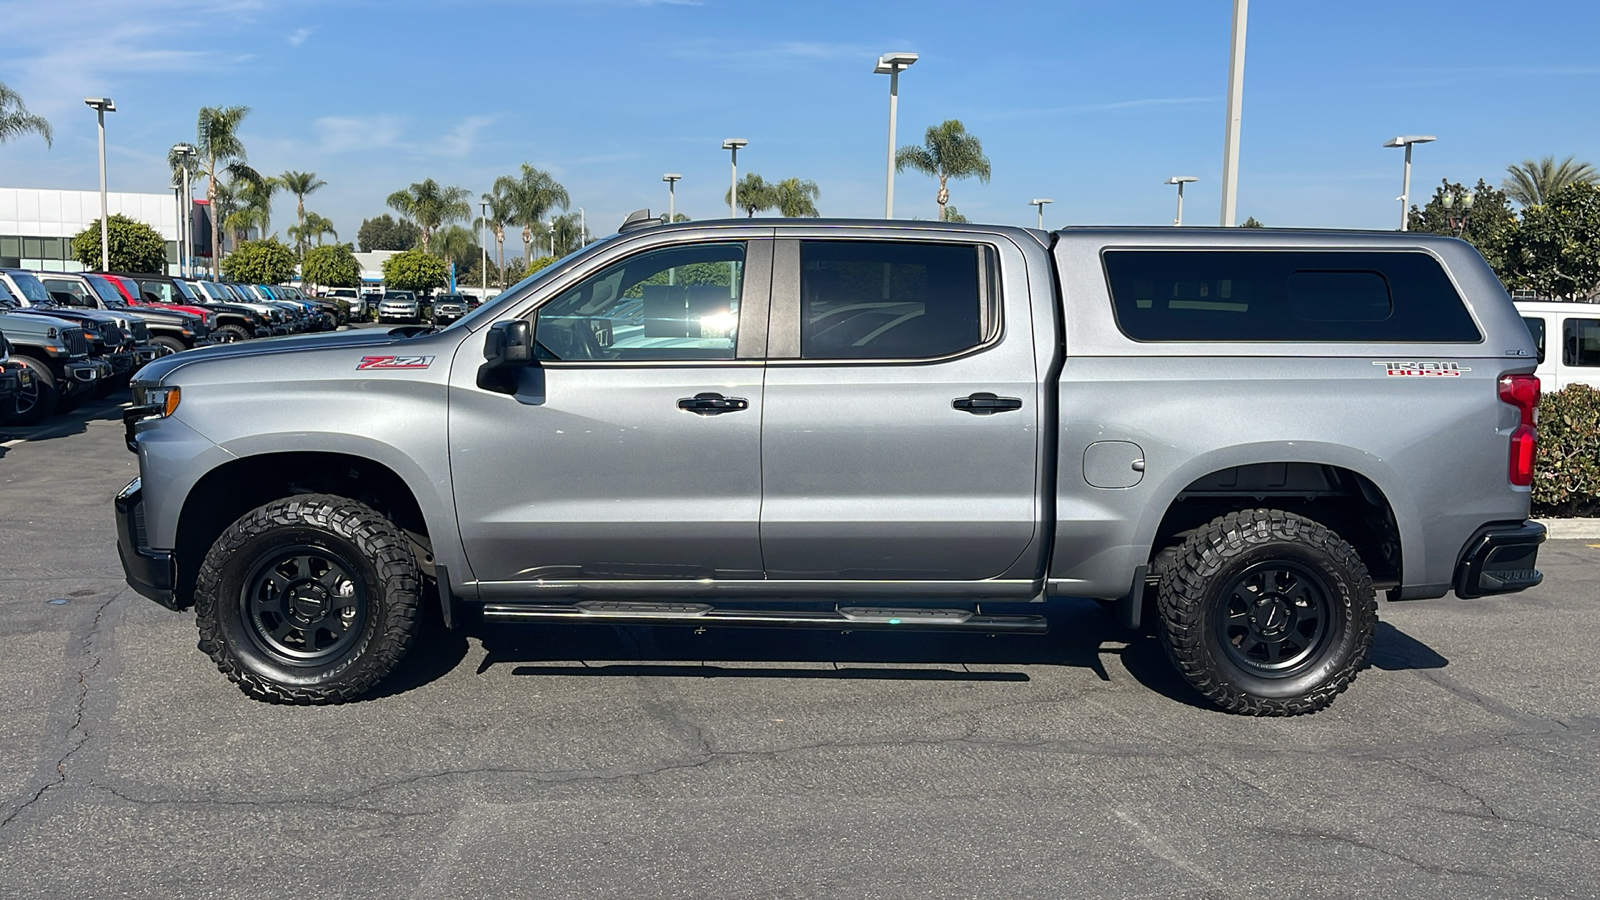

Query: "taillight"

xmin=1499 ymin=374 xmax=1539 ymax=487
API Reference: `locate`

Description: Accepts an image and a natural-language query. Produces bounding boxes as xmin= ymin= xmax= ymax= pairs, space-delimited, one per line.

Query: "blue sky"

xmin=3 ymin=0 xmax=1599 ymax=251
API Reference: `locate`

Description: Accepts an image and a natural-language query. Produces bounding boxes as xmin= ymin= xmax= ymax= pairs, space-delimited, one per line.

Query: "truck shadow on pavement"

xmin=374 ymin=598 xmax=1450 ymax=710
xmin=0 ymin=397 xmax=128 ymax=458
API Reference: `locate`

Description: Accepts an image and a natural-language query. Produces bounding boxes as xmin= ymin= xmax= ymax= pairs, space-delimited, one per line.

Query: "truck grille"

xmin=96 ymin=322 xmax=122 ymax=346
xmin=62 ymin=327 xmax=89 ymax=356
xmin=129 ymin=320 xmax=150 ymax=342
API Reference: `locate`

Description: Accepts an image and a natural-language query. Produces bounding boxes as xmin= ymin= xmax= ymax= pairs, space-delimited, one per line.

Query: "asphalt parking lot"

xmin=1 ymin=396 xmax=1597 ymax=900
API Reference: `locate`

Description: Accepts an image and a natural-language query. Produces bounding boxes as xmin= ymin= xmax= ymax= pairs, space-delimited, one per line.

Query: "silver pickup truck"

xmin=116 ymin=218 xmax=1545 ymax=715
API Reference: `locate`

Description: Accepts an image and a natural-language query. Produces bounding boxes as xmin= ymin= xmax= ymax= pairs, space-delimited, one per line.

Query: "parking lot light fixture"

xmin=1030 ymin=198 xmax=1053 ymax=230
xmin=480 ymin=200 xmax=489 ymax=296
xmin=722 ymin=139 xmax=748 ymax=217
xmin=874 ymin=52 xmax=918 ymax=218
xmin=1383 ymin=135 xmax=1436 ymax=231
xmin=84 ymin=98 xmax=116 ymax=271
xmin=1165 ymin=176 xmax=1198 ymax=226
xmin=172 ymin=143 xmax=195 ymax=276
xmin=663 ymin=174 xmax=682 ymax=222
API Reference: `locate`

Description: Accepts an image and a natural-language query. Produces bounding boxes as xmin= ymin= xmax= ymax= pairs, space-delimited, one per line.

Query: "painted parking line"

xmin=1 ymin=401 xmax=131 ymax=448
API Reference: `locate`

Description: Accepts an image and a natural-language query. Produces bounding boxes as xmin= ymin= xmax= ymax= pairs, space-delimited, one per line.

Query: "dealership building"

xmin=0 ymin=187 xmax=187 ymax=274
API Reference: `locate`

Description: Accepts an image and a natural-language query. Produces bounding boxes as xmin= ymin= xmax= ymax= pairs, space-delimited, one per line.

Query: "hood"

xmin=135 ymin=325 xmax=419 ymax=383
xmin=0 ymin=308 xmax=83 ymax=336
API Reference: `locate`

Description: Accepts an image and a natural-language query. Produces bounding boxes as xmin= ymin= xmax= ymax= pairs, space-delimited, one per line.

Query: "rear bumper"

xmin=115 ymin=478 xmax=179 ymax=609
xmin=1454 ymin=521 xmax=1546 ymax=599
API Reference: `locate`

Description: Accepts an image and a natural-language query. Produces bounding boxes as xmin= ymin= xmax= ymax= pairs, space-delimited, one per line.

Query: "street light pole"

xmin=874 ymin=52 xmax=918 ymax=218
xmin=1165 ymin=176 xmax=1199 ymax=226
xmin=84 ymin=98 xmax=115 ymax=271
xmin=578 ymin=207 xmax=585 ymax=245
xmin=663 ymin=174 xmax=681 ymax=222
xmin=172 ymin=143 xmax=195 ymax=278
xmin=1219 ymin=0 xmax=1247 ymax=226
xmin=1030 ymin=198 xmax=1053 ymax=229
xmin=1383 ymin=135 xmax=1436 ymax=231
xmin=722 ymin=138 xmax=747 ymax=217
xmin=480 ymin=200 xmax=489 ymax=296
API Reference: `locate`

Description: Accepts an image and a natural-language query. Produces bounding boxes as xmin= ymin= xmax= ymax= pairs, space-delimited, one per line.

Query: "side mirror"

xmin=477 ymin=319 xmax=535 ymax=394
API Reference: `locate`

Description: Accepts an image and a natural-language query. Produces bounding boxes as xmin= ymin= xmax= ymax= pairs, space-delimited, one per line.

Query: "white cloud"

xmin=288 ymin=27 xmax=312 ymax=47
xmin=314 ymin=115 xmax=403 ymax=154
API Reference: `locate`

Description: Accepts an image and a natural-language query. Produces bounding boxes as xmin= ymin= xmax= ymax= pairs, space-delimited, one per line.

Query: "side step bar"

xmin=480 ymin=600 xmax=1049 ymax=634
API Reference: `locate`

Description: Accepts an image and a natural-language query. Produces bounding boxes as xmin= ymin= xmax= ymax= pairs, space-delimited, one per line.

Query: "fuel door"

xmin=1084 ymin=440 xmax=1145 ymax=489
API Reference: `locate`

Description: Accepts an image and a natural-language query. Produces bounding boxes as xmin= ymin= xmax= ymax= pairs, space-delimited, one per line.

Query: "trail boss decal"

xmin=1374 ymin=361 xmax=1470 ymax=377
xmin=357 ymin=355 xmax=435 ymax=370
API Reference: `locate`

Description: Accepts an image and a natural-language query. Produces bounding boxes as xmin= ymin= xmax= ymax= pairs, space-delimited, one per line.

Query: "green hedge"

xmin=1533 ymin=383 xmax=1600 ymax=517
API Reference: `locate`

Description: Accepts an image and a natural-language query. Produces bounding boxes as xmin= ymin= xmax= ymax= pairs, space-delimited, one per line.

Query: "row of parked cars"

xmin=0 ymin=269 xmax=353 ymax=425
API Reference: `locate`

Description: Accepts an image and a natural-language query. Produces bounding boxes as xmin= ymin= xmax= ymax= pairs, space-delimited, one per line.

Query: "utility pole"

xmin=1219 ymin=0 xmax=1247 ymax=226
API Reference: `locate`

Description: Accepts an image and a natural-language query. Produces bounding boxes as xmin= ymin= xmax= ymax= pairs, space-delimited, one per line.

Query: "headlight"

xmin=130 ymin=384 xmax=181 ymax=417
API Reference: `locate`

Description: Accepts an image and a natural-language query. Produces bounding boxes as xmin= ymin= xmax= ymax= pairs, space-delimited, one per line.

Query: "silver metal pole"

xmin=1037 ymin=204 xmax=1044 ymax=229
xmin=1176 ymin=182 xmax=1185 ymax=226
xmin=97 ymin=108 xmax=109 ymax=271
xmin=886 ymin=68 xmax=899 ymax=218
xmin=1219 ymin=0 xmax=1248 ymax=226
xmin=1399 ymin=143 xmax=1413 ymax=231
xmin=668 ymin=180 xmax=675 ymax=221
xmin=480 ymin=202 xmax=488 ymax=295
xmin=181 ymin=164 xmax=193 ymax=277
xmin=729 ymin=147 xmax=738 ymax=218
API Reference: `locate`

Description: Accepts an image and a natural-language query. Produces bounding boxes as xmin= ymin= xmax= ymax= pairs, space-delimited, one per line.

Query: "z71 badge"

xmin=357 ymin=355 xmax=434 ymax=370
xmin=1374 ymin=361 xmax=1470 ymax=377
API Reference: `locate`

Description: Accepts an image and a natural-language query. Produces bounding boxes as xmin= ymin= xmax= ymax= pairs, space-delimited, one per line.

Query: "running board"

xmin=480 ymin=600 xmax=1049 ymax=634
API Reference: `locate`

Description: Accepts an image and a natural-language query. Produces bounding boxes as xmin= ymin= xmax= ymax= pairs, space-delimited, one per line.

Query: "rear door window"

xmin=1522 ymin=316 xmax=1547 ymax=364
xmin=1563 ymin=318 xmax=1600 ymax=367
xmin=797 ymin=240 xmax=994 ymax=360
xmin=1103 ymin=250 xmax=1481 ymax=342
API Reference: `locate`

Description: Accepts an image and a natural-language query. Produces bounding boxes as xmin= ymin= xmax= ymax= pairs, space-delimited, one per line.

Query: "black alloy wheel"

xmin=240 ymin=547 xmax=367 ymax=666
xmin=1213 ymin=560 xmax=1331 ymax=677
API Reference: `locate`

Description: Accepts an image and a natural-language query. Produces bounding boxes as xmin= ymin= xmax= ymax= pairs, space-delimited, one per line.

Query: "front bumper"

xmin=1454 ymin=521 xmax=1546 ymax=599
xmin=134 ymin=344 xmax=159 ymax=365
xmin=115 ymin=478 xmax=179 ymax=608
xmin=61 ymin=359 xmax=101 ymax=394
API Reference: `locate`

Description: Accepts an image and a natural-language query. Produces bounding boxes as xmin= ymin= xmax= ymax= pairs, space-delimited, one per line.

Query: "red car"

xmin=104 ymin=274 xmax=214 ymax=325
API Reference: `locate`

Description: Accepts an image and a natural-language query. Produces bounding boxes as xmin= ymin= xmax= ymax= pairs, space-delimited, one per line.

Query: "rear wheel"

xmin=1156 ymin=509 xmax=1376 ymax=716
xmin=7 ymin=357 xmax=58 ymax=424
xmin=194 ymin=494 xmax=422 ymax=704
xmin=214 ymin=324 xmax=250 ymax=343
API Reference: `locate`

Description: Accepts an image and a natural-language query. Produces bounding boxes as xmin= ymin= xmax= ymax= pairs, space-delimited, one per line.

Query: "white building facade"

xmin=0 ymin=187 xmax=183 ymax=274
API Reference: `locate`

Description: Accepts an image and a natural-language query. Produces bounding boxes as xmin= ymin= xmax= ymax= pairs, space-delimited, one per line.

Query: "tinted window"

xmin=1103 ymin=250 xmax=1481 ymax=342
xmin=41 ymin=278 xmax=94 ymax=308
xmin=1563 ymin=318 xmax=1600 ymax=368
xmin=799 ymin=241 xmax=990 ymax=360
xmin=139 ymin=280 xmax=175 ymax=303
xmin=534 ymin=242 xmax=744 ymax=362
xmin=1523 ymin=316 xmax=1546 ymax=364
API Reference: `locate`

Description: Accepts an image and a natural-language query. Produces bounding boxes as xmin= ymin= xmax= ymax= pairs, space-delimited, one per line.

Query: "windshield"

xmin=83 ymin=274 xmax=127 ymax=307
xmin=440 ymin=238 xmax=611 ymax=333
xmin=384 ymin=291 xmax=415 ymax=301
xmin=173 ymin=280 xmax=201 ymax=303
xmin=6 ymin=271 xmax=53 ymax=305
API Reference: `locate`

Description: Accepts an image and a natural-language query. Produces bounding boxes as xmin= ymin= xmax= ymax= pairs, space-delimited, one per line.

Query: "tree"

xmin=1408 ymin=178 xmax=1518 ymax=275
xmin=724 ymin=173 xmax=775 ymax=217
xmin=1241 ymin=216 xmax=1264 ymax=228
xmin=288 ymin=212 xmax=338 ymax=249
xmin=358 ymin=214 xmax=419 ymax=251
xmin=495 ymin=164 xmax=569 ymax=266
xmin=480 ymin=186 xmax=515 ymax=287
xmin=301 ymin=244 xmax=361 ymax=289
xmin=431 ymin=224 xmax=481 ymax=272
xmin=548 ymin=212 xmax=585 ymax=256
xmin=386 ymin=178 xmax=471 ymax=254
xmin=0 ymin=81 xmax=51 ymax=147
xmin=896 ymin=119 xmax=992 ymax=222
xmin=279 ymin=170 xmax=326 ymax=257
xmin=196 ymin=105 xmax=252 ymax=275
xmin=773 ymin=177 xmax=821 ymax=217
xmin=228 ymin=173 xmax=278 ymax=241
xmin=1502 ymin=182 xmax=1600 ymax=299
xmin=382 ymin=248 xmax=448 ymax=294
xmin=941 ymin=205 xmax=967 ymax=224
xmin=220 ymin=238 xmax=297 ymax=284
xmin=71 ymin=215 xmax=167 ymax=272
xmin=1503 ymin=156 xmax=1598 ymax=208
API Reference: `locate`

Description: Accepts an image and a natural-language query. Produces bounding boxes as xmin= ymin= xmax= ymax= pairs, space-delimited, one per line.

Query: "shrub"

xmin=221 ymin=239 xmax=297 ymax=284
xmin=381 ymin=249 xmax=447 ymax=294
xmin=1532 ymin=383 xmax=1600 ymax=517
xmin=72 ymin=214 xmax=168 ymax=272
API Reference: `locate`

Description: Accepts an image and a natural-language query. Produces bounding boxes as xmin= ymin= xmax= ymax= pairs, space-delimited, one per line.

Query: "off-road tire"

xmin=1156 ymin=509 xmax=1376 ymax=716
xmin=214 ymin=324 xmax=251 ymax=343
xmin=194 ymin=494 xmax=422 ymax=704
xmin=151 ymin=335 xmax=187 ymax=356
xmin=8 ymin=357 xmax=58 ymax=424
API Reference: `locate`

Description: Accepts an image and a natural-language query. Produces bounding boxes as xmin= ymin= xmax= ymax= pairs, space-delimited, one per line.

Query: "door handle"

xmin=953 ymin=392 xmax=1023 ymax=415
xmin=677 ymin=392 xmax=749 ymax=415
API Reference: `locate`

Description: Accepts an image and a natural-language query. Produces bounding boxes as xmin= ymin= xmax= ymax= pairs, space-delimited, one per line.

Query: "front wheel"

xmin=7 ymin=358 xmax=59 ymax=424
xmin=214 ymin=324 xmax=251 ymax=343
xmin=194 ymin=494 xmax=422 ymax=704
xmin=150 ymin=335 xmax=187 ymax=356
xmin=1156 ymin=509 xmax=1376 ymax=716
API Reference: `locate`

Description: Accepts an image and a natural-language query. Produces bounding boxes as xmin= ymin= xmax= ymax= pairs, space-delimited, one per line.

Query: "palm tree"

xmin=279 ymin=170 xmax=327 ymax=257
xmin=773 ymin=178 xmax=821 ymax=217
xmin=1503 ymin=156 xmax=1598 ymax=207
xmin=494 ymin=164 xmax=569 ymax=266
xmin=432 ymin=224 xmax=479 ymax=271
xmin=895 ymin=119 xmax=992 ymax=222
xmin=0 ymin=82 xmax=51 ymax=147
xmin=216 ymin=166 xmax=267 ymax=249
xmin=548 ymin=212 xmax=584 ymax=256
xmin=288 ymin=212 xmax=337 ymax=248
xmin=724 ymin=173 xmax=775 ymax=217
xmin=480 ymin=186 xmax=515 ymax=287
xmin=386 ymin=178 xmax=472 ymax=254
xmin=196 ymin=105 xmax=252 ymax=275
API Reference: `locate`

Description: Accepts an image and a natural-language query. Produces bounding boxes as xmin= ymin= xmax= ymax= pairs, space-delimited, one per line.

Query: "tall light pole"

xmin=722 ymin=138 xmax=747 ymax=217
xmin=1165 ymin=176 xmax=1198 ymax=226
xmin=84 ymin=98 xmax=115 ymax=271
xmin=1219 ymin=0 xmax=1247 ymax=226
xmin=172 ymin=143 xmax=195 ymax=277
xmin=480 ymin=200 xmax=489 ymax=295
xmin=1383 ymin=135 xmax=1436 ymax=231
xmin=663 ymin=173 xmax=681 ymax=222
xmin=578 ymin=207 xmax=586 ymax=245
xmin=1030 ymin=198 xmax=1053 ymax=229
xmin=875 ymin=52 xmax=918 ymax=218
